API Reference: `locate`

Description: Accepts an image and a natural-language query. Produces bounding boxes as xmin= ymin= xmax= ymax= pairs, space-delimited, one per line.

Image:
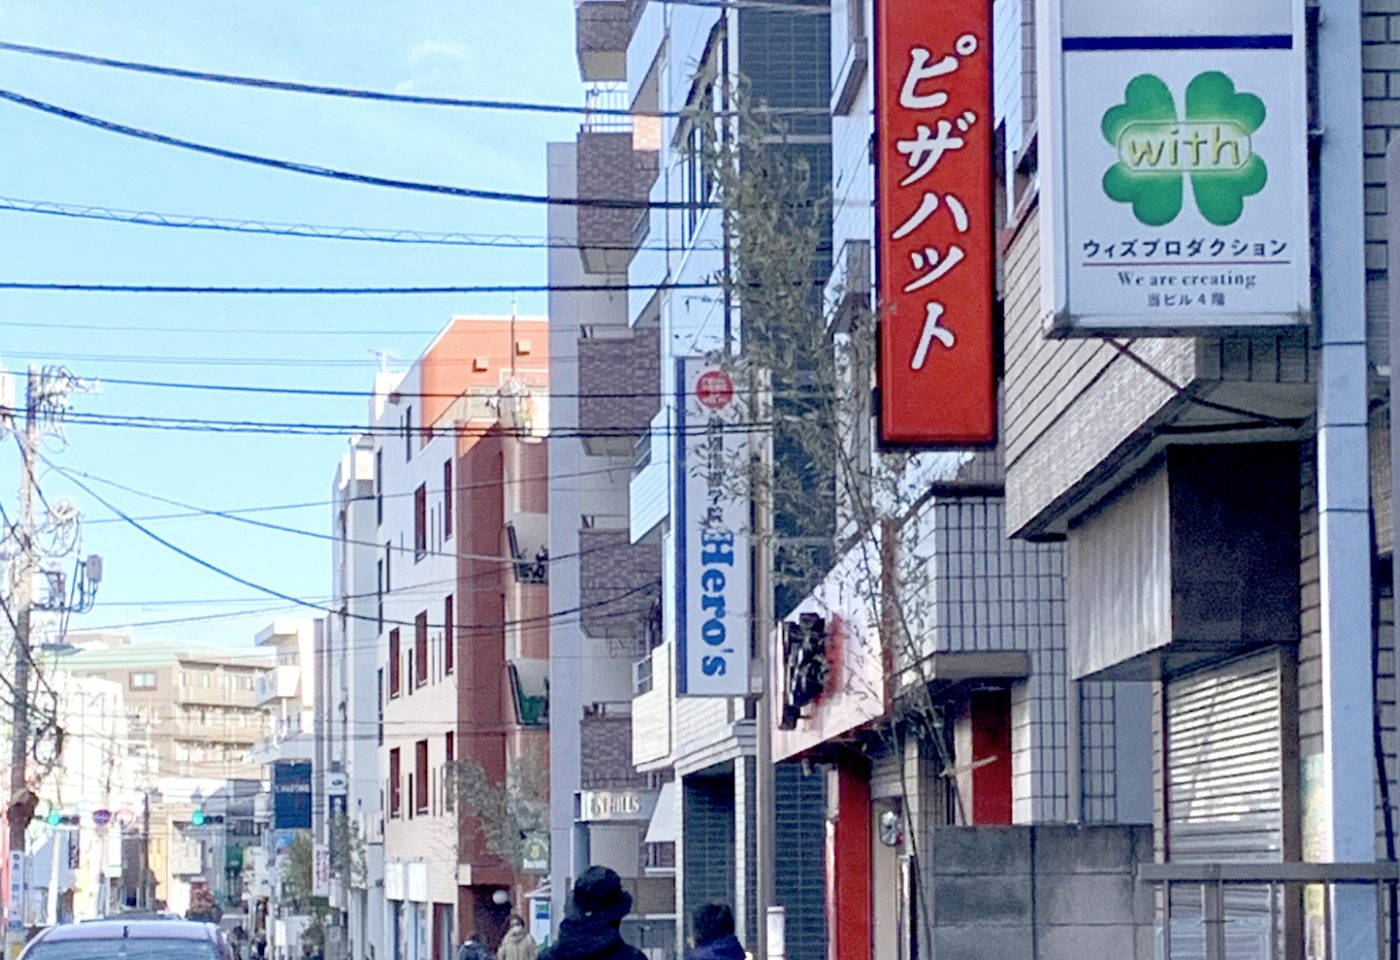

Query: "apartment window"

xmin=389 ymin=748 xmax=402 ymax=818
xmin=404 ymin=407 xmax=414 ymax=461
xmin=444 ymin=732 xmax=455 ymax=811
xmin=376 ymin=669 xmax=384 ymax=745
xmin=415 ymin=612 xmax=429 ymax=687
xmin=385 ymin=542 xmax=392 ymax=591
xmin=443 ymin=460 xmax=454 ymax=540
xmin=129 ymin=672 xmax=157 ymax=691
xmin=415 ymin=740 xmax=430 ymax=814
xmin=388 ymin=629 xmax=401 ymax=698
xmin=377 ymin=560 xmax=385 ymax=631
xmin=444 ymin=595 xmax=455 ymax=676
xmin=414 ymin=484 xmax=428 ymax=561
xmin=375 ymin=449 xmax=384 ymax=525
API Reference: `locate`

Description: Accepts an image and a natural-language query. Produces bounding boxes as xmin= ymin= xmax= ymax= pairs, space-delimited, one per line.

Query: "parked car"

xmin=19 ymin=918 xmax=234 ymax=959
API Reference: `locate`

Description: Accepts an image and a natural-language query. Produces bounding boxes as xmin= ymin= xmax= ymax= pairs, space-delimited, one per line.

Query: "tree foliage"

xmin=450 ymin=744 xmax=548 ymax=872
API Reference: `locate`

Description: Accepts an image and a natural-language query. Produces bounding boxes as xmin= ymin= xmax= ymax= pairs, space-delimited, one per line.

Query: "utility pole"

xmin=5 ymin=368 xmax=38 ymax=957
xmin=751 ymin=370 xmax=776 ymax=960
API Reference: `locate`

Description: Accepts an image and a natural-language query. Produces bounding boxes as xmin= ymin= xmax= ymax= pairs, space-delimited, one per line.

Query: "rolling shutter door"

xmin=1164 ymin=649 xmax=1290 ymax=958
xmin=1166 ymin=649 xmax=1286 ymax=863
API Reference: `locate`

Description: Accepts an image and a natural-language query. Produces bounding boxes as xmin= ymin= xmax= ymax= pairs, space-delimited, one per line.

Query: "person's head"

xmin=571 ymin=866 xmax=632 ymax=926
xmin=691 ymin=903 xmax=735 ymax=947
xmin=508 ymin=914 xmax=525 ymax=932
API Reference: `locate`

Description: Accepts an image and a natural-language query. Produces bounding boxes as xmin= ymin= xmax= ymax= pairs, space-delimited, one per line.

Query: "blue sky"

xmin=0 ymin=0 xmax=582 ymax=646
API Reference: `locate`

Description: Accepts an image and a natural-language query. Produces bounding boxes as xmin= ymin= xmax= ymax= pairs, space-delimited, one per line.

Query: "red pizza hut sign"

xmin=875 ymin=0 xmax=996 ymax=446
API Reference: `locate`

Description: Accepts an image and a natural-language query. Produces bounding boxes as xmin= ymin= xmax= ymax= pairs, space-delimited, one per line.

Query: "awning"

xmin=643 ymin=781 xmax=676 ymax=844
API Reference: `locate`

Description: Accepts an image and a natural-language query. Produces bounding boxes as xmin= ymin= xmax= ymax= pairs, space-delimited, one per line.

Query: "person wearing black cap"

xmin=539 ymin=866 xmax=646 ymax=960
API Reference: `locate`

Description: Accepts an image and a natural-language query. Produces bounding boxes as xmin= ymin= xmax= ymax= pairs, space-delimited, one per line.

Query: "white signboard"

xmin=1040 ymin=0 xmax=1308 ymax=334
xmin=578 ymin=790 xmax=658 ymax=823
xmin=675 ymin=358 xmax=751 ymax=697
xmin=312 ymin=844 xmax=331 ymax=898
xmin=8 ymin=851 xmax=24 ymax=931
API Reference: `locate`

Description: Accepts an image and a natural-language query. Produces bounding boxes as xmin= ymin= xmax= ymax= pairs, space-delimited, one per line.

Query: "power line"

xmin=0 ymin=280 xmax=721 ymax=295
xmin=55 ymin=465 xmax=657 ymax=636
xmin=74 ymin=373 xmax=828 ymax=403
xmin=0 ymin=195 xmax=725 ymax=253
xmin=0 ymin=39 xmax=829 ymax=117
xmin=23 ymin=408 xmax=773 ymax=439
xmin=61 ymin=464 xmax=642 ymax=567
xmin=0 ymin=87 xmax=708 ymax=211
xmin=81 ymin=463 xmax=634 ymax=525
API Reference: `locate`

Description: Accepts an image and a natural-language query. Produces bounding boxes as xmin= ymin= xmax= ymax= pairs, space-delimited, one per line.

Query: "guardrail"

xmin=1138 ymin=861 xmax=1400 ymax=960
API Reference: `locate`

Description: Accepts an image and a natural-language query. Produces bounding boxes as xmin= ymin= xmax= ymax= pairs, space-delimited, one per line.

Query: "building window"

xmin=414 ymin=484 xmax=428 ymax=561
xmin=404 ymin=407 xmax=414 ymax=462
xmin=388 ymin=629 xmax=401 ymax=698
xmin=444 ymin=732 xmax=455 ymax=811
xmin=129 ymin=672 xmax=157 ymax=691
xmin=376 ymin=669 xmax=384 ymax=745
xmin=415 ymin=740 xmax=430 ymax=814
xmin=415 ymin=612 xmax=429 ymax=687
xmin=375 ymin=448 xmax=384 ymax=525
xmin=443 ymin=460 xmax=454 ymax=540
xmin=377 ymin=560 xmax=385 ymax=631
xmin=384 ymin=542 xmax=392 ymax=592
xmin=389 ymin=748 xmax=402 ymax=818
xmin=444 ymin=595 xmax=455 ymax=676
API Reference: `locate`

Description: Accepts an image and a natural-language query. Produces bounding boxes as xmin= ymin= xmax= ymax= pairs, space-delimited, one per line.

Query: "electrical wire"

xmin=62 ymin=464 xmax=645 ymax=567
xmin=0 ymin=279 xmax=722 ymax=295
xmin=0 ymin=39 xmax=830 ymax=117
xmin=69 ymin=373 xmax=830 ymax=403
xmin=0 ymin=195 xmax=724 ymax=252
xmin=20 ymin=407 xmax=773 ymax=439
xmin=81 ymin=463 xmax=634 ymax=525
xmin=0 ymin=87 xmax=708 ymax=211
xmin=55 ymin=464 xmax=657 ymax=636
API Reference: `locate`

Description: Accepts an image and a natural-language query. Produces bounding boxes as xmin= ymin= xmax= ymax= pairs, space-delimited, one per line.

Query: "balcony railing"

xmin=1138 ymin=861 xmax=1400 ymax=960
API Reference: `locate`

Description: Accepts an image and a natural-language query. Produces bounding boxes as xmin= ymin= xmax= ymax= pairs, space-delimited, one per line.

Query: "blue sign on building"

xmin=272 ymin=760 xmax=313 ymax=830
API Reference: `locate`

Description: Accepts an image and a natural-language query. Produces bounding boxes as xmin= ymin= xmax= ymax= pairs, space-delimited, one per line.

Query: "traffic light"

xmin=46 ymin=811 xmax=60 ymax=828
xmin=192 ymin=808 xmax=205 ymax=827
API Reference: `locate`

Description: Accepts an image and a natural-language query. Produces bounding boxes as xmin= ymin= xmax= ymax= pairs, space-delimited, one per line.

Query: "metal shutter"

xmin=1166 ymin=650 xmax=1286 ymax=863
xmin=1164 ymin=649 xmax=1288 ymax=959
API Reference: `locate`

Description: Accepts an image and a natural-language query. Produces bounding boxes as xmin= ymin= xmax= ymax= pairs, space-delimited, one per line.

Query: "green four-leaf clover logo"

xmin=1102 ymin=71 xmax=1267 ymax=227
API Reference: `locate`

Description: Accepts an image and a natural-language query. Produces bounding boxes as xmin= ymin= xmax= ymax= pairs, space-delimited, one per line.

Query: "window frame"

xmin=414 ymin=612 xmax=429 ymax=688
xmin=388 ymin=628 xmax=401 ymax=698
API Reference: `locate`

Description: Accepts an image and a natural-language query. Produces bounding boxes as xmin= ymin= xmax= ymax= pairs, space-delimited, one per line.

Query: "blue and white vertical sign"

xmin=675 ymin=357 xmax=751 ymax=697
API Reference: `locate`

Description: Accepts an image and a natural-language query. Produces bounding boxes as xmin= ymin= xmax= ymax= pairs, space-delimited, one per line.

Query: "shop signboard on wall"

xmin=272 ymin=760 xmax=313 ymax=830
xmin=675 ymin=358 xmax=751 ymax=697
xmin=875 ymin=0 xmax=996 ymax=445
xmin=520 ymin=831 xmax=550 ymax=875
xmin=1040 ymin=0 xmax=1308 ymax=334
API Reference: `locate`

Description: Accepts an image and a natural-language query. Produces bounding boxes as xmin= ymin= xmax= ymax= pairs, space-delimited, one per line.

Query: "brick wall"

xmin=578 ymin=529 xmax=661 ymax=642
xmin=578 ymin=328 xmax=660 ymax=441
xmin=577 ymin=131 xmax=654 ymax=270
xmin=577 ymin=0 xmax=633 ymax=80
xmin=580 ymin=712 xmax=650 ymax=790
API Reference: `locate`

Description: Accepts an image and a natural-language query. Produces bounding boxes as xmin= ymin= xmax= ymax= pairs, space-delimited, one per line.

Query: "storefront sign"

xmin=578 ymin=790 xmax=658 ymax=823
xmin=520 ymin=831 xmax=550 ymax=875
xmin=772 ymin=529 xmax=889 ymax=762
xmin=675 ymin=358 xmax=751 ymax=697
xmin=875 ymin=0 xmax=996 ymax=445
xmin=272 ymin=760 xmax=313 ymax=830
xmin=1040 ymin=0 xmax=1308 ymax=334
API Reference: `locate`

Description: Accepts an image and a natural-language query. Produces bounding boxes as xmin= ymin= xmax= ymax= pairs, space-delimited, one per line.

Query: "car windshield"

xmin=26 ymin=942 xmax=219 ymax=960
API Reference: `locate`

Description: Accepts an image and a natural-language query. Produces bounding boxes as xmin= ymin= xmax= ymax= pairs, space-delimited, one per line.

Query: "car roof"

xmin=39 ymin=919 xmax=219 ymax=941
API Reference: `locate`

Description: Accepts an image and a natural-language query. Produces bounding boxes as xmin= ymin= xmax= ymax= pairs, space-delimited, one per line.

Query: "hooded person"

xmin=497 ymin=913 xmax=539 ymax=960
xmin=539 ymin=866 xmax=645 ymax=960
xmin=685 ymin=903 xmax=745 ymax=960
